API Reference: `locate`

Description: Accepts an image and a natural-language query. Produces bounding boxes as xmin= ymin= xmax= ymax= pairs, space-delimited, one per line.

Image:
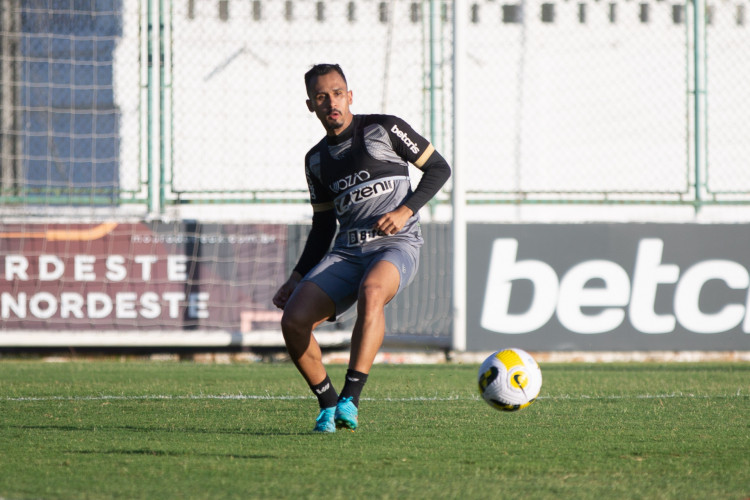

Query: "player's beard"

xmin=325 ymin=110 xmax=346 ymax=131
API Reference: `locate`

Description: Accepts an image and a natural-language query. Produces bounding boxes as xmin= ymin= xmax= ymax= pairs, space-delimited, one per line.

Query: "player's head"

xmin=304 ymin=64 xmax=347 ymax=96
xmin=305 ymin=63 xmax=353 ymax=136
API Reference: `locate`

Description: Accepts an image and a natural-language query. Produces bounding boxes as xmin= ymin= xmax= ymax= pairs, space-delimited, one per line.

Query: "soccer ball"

xmin=477 ymin=348 xmax=542 ymax=411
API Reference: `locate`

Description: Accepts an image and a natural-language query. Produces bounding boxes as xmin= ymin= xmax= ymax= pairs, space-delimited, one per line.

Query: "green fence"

xmin=1 ymin=0 xmax=748 ymax=215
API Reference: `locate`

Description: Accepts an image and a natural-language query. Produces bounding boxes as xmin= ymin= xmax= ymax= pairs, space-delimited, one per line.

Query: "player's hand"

xmin=374 ymin=205 xmax=414 ymax=235
xmin=272 ymin=272 xmax=302 ymax=310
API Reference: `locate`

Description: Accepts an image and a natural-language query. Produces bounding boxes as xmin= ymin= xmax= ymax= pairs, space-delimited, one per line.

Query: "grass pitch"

xmin=0 ymin=360 xmax=747 ymax=499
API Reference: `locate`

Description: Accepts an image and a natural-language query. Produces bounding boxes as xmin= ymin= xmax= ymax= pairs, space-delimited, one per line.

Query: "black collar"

xmin=326 ymin=118 xmax=355 ymax=146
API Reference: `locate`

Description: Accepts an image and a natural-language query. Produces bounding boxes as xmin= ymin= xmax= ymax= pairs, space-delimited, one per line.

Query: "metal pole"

xmin=148 ymin=0 xmax=162 ymax=216
xmin=452 ymin=0 xmax=467 ymax=352
xmin=161 ymin=0 xmax=171 ymax=210
xmin=1 ymin=0 xmax=21 ymax=196
xmin=139 ymin=0 xmax=149 ymax=205
xmin=692 ymin=0 xmax=706 ymax=210
xmin=429 ymin=0 xmax=437 ymax=144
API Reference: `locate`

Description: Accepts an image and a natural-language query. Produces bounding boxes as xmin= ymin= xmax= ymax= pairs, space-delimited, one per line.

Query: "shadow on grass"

xmin=11 ymin=424 xmax=306 ymax=437
xmin=66 ymin=449 xmax=276 ymax=459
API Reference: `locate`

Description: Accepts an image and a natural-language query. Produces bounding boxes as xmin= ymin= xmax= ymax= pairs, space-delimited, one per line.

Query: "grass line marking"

xmin=0 ymin=392 xmax=745 ymax=403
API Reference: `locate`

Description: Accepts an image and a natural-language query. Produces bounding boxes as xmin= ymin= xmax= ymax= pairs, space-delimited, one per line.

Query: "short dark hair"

xmin=304 ymin=63 xmax=347 ymax=96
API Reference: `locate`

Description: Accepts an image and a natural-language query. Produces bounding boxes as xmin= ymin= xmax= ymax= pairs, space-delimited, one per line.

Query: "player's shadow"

xmin=10 ymin=423 xmax=309 ymax=437
xmin=67 ymin=449 xmax=276 ymax=460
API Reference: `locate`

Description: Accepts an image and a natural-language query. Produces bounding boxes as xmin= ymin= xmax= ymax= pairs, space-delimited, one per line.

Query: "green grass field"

xmin=0 ymin=360 xmax=748 ymax=499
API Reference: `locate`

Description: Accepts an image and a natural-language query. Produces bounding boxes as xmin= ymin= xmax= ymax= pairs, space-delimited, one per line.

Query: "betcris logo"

xmin=391 ymin=124 xmax=420 ymax=155
xmin=481 ymin=238 xmax=750 ymax=335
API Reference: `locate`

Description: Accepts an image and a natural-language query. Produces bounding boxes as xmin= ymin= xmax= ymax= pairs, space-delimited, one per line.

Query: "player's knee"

xmin=358 ymin=281 xmax=394 ymax=309
xmin=280 ymin=309 xmax=310 ymax=339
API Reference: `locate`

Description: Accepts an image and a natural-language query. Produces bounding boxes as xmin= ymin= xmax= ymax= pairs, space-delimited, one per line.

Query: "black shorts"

xmin=302 ymin=244 xmax=419 ymax=320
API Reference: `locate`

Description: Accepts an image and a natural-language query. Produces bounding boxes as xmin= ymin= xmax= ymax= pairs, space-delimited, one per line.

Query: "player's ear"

xmin=348 ymin=90 xmax=353 ymax=105
xmin=306 ymin=99 xmax=314 ymax=112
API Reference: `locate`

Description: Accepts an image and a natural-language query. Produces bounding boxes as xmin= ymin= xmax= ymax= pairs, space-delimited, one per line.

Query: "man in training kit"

xmin=272 ymin=63 xmax=451 ymax=433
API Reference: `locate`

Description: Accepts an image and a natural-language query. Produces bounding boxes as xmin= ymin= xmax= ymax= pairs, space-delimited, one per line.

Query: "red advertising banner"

xmin=0 ymin=222 xmax=286 ymax=332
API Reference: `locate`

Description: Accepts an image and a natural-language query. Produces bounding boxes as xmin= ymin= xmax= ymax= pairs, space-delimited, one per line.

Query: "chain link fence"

xmin=169 ymin=0 xmax=447 ymax=206
xmin=1 ymin=0 xmax=749 ymax=214
xmin=705 ymin=1 xmax=750 ymax=198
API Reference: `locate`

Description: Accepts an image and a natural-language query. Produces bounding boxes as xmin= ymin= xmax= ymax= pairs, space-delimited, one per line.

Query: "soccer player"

xmin=272 ymin=63 xmax=451 ymax=433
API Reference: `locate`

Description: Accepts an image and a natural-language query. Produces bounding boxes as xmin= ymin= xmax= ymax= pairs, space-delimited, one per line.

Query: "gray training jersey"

xmin=304 ymin=114 xmax=437 ymax=253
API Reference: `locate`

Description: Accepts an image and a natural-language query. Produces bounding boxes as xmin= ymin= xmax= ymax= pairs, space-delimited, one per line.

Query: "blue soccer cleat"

xmin=313 ymin=407 xmax=336 ymax=433
xmin=334 ymin=397 xmax=358 ymax=430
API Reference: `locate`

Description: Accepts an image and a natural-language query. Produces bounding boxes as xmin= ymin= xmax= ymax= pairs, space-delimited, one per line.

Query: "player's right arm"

xmin=272 ymin=207 xmax=336 ymax=309
xmin=273 ymin=147 xmax=337 ymax=310
xmin=292 ymin=206 xmax=336 ymax=278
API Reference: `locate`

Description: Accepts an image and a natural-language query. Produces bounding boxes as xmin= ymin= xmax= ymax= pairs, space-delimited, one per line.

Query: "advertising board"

xmin=0 ymin=222 xmax=285 ymax=333
xmin=468 ymin=224 xmax=750 ymax=351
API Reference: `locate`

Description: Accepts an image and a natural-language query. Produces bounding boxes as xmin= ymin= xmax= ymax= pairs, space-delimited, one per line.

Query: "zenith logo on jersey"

xmin=334 ymin=178 xmax=395 ymax=214
xmin=391 ymin=124 xmax=420 ymax=155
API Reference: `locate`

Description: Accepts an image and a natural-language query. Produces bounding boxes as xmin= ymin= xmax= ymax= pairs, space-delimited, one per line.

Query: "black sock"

xmin=339 ymin=369 xmax=369 ymax=407
xmin=310 ymin=375 xmax=338 ymax=409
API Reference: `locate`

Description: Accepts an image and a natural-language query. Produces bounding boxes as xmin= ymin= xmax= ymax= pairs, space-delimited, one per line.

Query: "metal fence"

xmin=1 ymin=0 xmax=749 ymax=216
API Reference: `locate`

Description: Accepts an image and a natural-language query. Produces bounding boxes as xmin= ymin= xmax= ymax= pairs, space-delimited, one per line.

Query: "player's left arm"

xmin=403 ymin=148 xmax=451 ymax=215
xmin=374 ymin=117 xmax=451 ymax=234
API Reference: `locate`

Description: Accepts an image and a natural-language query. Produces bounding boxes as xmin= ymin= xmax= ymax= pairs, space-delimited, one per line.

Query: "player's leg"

xmin=280 ymin=280 xmax=335 ymax=385
xmin=349 ymin=259 xmax=401 ymax=373
xmin=336 ymin=246 xmax=420 ymax=430
xmin=282 ymin=252 xmax=363 ymax=432
xmin=280 ymin=281 xmax=338 ymax=432
xmin=285 ymin=251 xmax=361 ymax=386
xmin=334 ymin=259 xmax=400 ymax=430
xmin=349 ymin=246 xmax=418 ymax=375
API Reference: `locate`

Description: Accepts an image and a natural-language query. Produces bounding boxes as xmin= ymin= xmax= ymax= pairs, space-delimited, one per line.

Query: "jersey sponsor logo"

xmin=346 ymin=228 xmax=386 ymax=247
xmin=334 ymin=178 xmax=395 ymax=215
xmin=391 ymin=124 xmax=420 ymax=155
xmin=329 ymin=170 xmax=371 ymax=194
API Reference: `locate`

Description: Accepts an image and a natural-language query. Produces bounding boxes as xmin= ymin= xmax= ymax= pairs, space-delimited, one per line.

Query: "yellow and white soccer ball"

xmin=477 ymin=348 xmax=542 ymax=411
